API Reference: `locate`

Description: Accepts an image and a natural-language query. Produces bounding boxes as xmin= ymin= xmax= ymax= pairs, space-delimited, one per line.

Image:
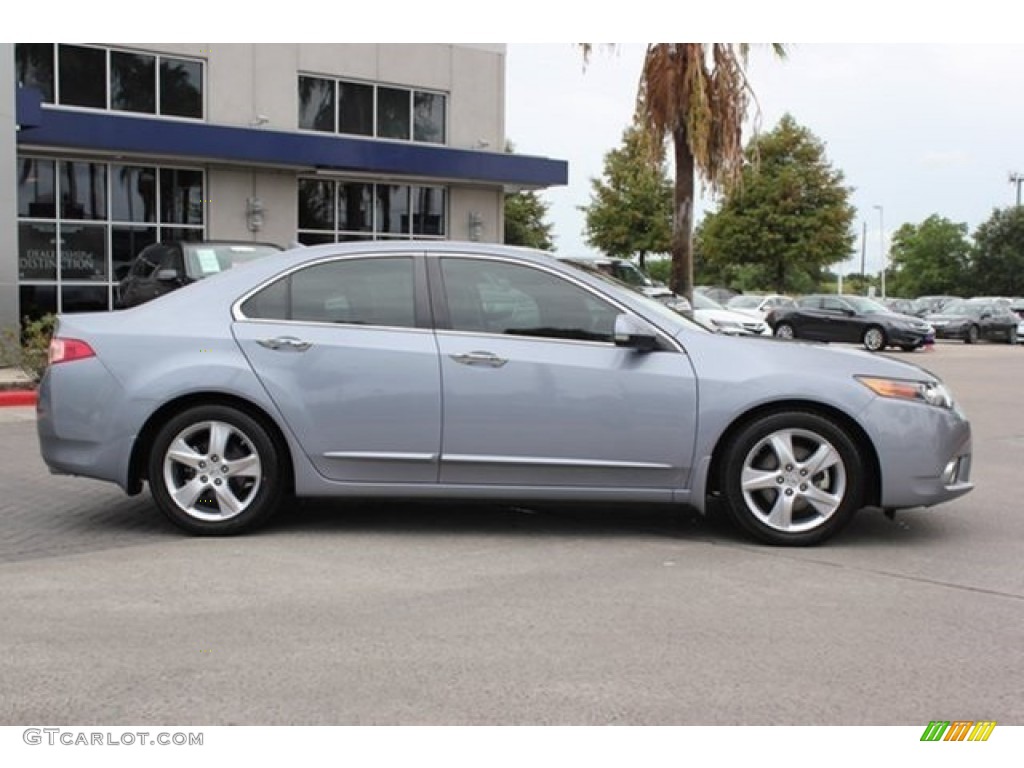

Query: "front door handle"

xmin=257 ymin=336 xmax=313 ymax=352
xmin=449 ymin=351 xmax=507 ymax=368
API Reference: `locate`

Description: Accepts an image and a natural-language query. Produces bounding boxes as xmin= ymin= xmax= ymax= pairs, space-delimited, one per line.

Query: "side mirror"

xmin=614 ymin=314 xmax=659 ymax=352
xmin=155 ymin=268 xmax=181 ymax=283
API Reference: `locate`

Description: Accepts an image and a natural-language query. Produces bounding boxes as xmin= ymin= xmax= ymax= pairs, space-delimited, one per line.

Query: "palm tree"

xmin=584 ymin=44 xmax=786 ymax=300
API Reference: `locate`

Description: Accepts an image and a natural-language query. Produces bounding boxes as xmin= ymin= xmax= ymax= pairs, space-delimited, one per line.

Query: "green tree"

xmin=697 ymin=114 xmax=856 ymax=293
xmin=969 ymin=207 xmax=1024 ymax=296
xmin=581 ymin=123 xmax=672 ymax=268
xmin=585 ymin=44 xmax=786 ymax=301
xmin=886 ymin=215 xmax=970 ymax=298
xmin=503 ymin=190 xmax=555 ymax=250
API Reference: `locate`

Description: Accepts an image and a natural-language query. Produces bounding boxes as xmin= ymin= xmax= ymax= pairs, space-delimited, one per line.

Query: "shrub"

xmin=0 ymin=314 xmax=56 ymax=384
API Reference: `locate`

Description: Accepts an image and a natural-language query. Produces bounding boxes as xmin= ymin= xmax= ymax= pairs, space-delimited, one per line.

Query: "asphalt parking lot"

xmin=0 ymin=340 xmax=1021 ymax=725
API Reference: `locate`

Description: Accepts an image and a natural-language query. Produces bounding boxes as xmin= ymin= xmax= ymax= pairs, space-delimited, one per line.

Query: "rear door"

xmin=232 ymin=253 xmax=442 ymax=484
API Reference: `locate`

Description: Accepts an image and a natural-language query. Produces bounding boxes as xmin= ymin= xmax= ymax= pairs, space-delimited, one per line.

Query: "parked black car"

xmin=766 ymin=294 xmax=934 ymax=352
xmin=118 ymin=241 xmax=282 ymax=308
xmin=924 ymin=299 xmax=1018 ymax=344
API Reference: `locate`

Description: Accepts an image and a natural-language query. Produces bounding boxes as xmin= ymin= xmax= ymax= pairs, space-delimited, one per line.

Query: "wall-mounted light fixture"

xmin=246 ymin=197 xmax=265 ymax=232
xmin=468 ymin=211 xmax=483 ymax=242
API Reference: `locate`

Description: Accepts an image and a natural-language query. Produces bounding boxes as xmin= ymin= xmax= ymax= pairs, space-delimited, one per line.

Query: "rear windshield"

xmin=184 ymin=244 xmax=281 ymax=278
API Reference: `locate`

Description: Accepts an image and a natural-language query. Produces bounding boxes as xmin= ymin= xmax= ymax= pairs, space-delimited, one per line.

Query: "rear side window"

xmin=240 ymin=256 xmax=415 ymax=328
xmin=130 ymin=246 xmax=163 ymax=277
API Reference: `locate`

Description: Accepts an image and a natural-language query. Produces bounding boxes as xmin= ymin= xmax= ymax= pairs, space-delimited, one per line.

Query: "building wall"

xmin=0 ymin=44 xmax=17 ymax=330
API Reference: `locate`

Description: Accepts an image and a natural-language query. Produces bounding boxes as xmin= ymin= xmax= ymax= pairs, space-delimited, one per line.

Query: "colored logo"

xmin=920 ymin=721 xmax=996 ymax=742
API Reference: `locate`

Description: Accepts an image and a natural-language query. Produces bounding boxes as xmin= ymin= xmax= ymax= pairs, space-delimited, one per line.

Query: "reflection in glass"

xmin=375 ymin=185 xmax=409 ymax=234
xmin=60 ymin=162 xmax=107 ymax=221
xmin=112 ymin=226 xmax=157 ymax=283
xmin=60 ymin=224 xmax=108 ymax=281
xmin=339 ymin=183 xmax=372 ymax=232
xmin=298 ymin=76 xmax=335 ymax=132
xmin=339 ymin=81 xmax=373 ymax=136
xmin=19 ymin=285 xmax=58 ymax=322
xmin=62 ymin=284 xmax=109 ymax=313
xmin=160 ymin=58 xmax=202 ymax=118
xmin=16 ymin=43 xmax=54 ymax=102
xmin=17 ymin=158 xmax=56 ymax=219
xmin=111 ymin=51 xmax=156 ymax=113
xmin=412 ymin=187 xmax=445 ymax=236
xmin=376 ymin=87 xmax=410 ymax=140
xmin=163 ymin=227 xmax=204 ymax=243
xmin=297 ymin=232 xmax=335 ymax=246
xmin=298 ymin=179 xmax=335 ymax=230
xmin=413 ymin=92 xmax=446 ymax=144
xmin=18 ymin=222 xmax=58 ymax=281
xmin=160 ymin=168 xmax=203 ymax=224
xmin=58 ymin=44 xmax=106 ymax=108
xmin=111 ymin=165 xmax=157 ymax=222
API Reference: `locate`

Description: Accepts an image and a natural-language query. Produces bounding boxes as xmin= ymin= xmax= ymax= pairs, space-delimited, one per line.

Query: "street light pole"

xmin=873 ymin=204 xmax=886 ymax=299
xmin=1010 ymin=172 xmax=1024 ymax=207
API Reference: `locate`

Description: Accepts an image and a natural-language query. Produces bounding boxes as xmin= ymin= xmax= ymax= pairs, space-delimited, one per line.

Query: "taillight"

xmin=48 ymin=338 xmax=96 ymax=365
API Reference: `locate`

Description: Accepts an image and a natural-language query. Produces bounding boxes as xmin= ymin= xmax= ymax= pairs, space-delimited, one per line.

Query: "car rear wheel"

xmin=719 ymin=411 xmax=865 ymax=546
xmin=965 ymin=324 xmax=979 ymax=344
xmin=148 ymin=405 xmax=283 ymax=535
xmin=1007 ymin=327 xmax=1017 ymax=344
xmin=862 ymin=326 xmax=886 ymax=352
xmin=774 ymin=323 xmax=796 ymax=340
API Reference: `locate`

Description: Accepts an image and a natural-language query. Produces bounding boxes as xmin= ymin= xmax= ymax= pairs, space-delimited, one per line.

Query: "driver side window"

xmin=440 ymin=258 xmax=619 ymax=343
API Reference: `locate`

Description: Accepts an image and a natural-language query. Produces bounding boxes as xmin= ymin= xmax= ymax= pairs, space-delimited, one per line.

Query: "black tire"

xmin=899 ymin=343 xmax=918 ymax=352
xmin=965 ymin=324 xmax=979 ymax=344
xmin=774 ymin=322 xmax=796 ymax=340
xmin=719 ymin=411 xmax=865 ymax=546
xmin=147 ymin=404 xmax=284 ymax=535
xmin=862 ymin=326 xmax=886 ymax=352
xmin=1007 ymin=326 xmax=1017 ymax=344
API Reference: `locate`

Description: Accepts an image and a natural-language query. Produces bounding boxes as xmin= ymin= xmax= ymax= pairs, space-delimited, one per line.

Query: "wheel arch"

xmin=127 ymin=392 xmax=296 ymax=495
xmin=705 ymin=399 xmax=881 ymax=508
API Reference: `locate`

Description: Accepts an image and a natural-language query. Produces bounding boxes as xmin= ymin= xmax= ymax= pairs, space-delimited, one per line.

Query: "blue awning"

xmin=15 ymin=87 xmax=567 ymax=189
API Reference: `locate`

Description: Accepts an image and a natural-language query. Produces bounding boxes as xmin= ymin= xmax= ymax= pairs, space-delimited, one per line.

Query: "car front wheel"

xmin=719 ymin=411 xmax=865 ymax=546
xmin=148 ymin=405 xmax=283 ymax=535
xmin=965 ymin=324 xmax=979 ymax=344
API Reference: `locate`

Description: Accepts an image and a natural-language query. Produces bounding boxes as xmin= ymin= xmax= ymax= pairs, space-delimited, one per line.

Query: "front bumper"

xmin=859 ymin=395 xmax=972 ymax=509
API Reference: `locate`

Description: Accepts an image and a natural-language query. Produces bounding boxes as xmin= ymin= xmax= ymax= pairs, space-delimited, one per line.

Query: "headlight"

xmin=856 ymin=376 xmax=956 ymax=409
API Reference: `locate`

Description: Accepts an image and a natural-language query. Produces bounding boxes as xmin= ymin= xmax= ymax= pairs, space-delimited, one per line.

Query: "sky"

xmin=505 ymin=43 xmax=1024 ymax=277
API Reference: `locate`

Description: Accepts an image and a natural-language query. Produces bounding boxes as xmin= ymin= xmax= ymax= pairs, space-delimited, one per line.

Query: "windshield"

xmin=185 ymin=243 xmax=281 ymax=278
xmin=844 ymin=296 xmax=888 ymax=314
xmin=941 ymin=300 xmax=979 ymax=317
xmin=727 ymin=295 xmax=761 ymax=309
xmin=692 ymin=293 xmax=724 ymax=310
xmin=610 ymin=261 xmax=653 ymax=287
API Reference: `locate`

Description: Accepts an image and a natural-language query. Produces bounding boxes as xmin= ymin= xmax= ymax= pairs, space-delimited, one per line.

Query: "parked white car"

xmin=693 ymin=292 xmax=771 ymax=336
xmin=726 ymin=293 xmax=796 ymax=321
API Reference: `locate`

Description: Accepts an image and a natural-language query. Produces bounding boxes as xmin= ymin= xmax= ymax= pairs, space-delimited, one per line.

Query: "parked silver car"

xmin=37 ymin=242 xmax=973 ymax=545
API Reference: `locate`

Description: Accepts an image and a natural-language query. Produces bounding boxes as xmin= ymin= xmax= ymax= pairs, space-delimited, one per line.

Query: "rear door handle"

xmin=449 ymin=351 xmax=507 ymax=368
xmin=257 ymin=336 xmax=313 ymax=352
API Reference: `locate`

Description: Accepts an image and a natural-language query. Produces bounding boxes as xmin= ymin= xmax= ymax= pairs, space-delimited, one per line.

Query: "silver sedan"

xmin=37 ymin=242 xmax=973 ymax=545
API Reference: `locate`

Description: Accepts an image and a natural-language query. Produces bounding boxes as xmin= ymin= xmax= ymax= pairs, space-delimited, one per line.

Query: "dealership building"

xmin=0 ymin=43 xmax=567 ymax=330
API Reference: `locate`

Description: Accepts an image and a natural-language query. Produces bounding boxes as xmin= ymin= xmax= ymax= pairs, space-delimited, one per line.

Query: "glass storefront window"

xmin=412 ymin=187 xmax=446 ymax=236
xmin=18 ymin=223 xmax=58 ymax=281
xmin=60 ymin=161 xmax=107 ymax=221
xmin=62 ymin=285 xmax=109 ymax=314
xmin=60 ymin=224 xmax=108 ymax=281
xmin=339 ymin=81 xmax=374 ymax=136
xmin=58 ymin=45 xmax=106 ymax=108
xmin=298 ymin=180 xmax=335 ymax=231
xmin=160 ymin=168 xmax=203 ymax=225
xmin=17 ymin=158 xmax=56 ymax=219
xmin=339 ymin=183 xmax=372 ymax=232
xmin=15 ymin=43 xmax=54 ymax=102
xmin=376 ymin=185 xmax=409 ymax=235
xmin=111 ymin=51 xmax=156 ymax=114
xmin=298 ymin=76 xmax=335 ymax=132
xmin=111 ymin=165 xmax=157 ymax=222
xmin=19 ymin=286 xmax=58 ymax=322
xmin=413 ymin=92 xmax=446 ymax=144
xmin=112 ymin=226 xmax=157 ymax=282
xmin=160 ymin=58 xmax=203 ymax=118
xmin=377 ymin=87 xmax=411 ymax=140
